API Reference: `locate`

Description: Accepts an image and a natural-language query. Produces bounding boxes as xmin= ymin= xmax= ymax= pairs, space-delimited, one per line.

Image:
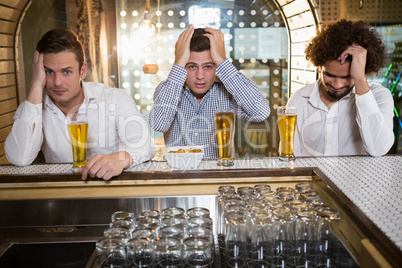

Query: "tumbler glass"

xmin=139 ymin=209 xmax=160 ymax=219
xmin=224 ymin=211 xmax=248 ymax=268
xmin=96 ymin=236 xmax=127 ymax=267
xmin=161 ymin=216 xmax=187 ymax=232
xmin=136 ymin=216 xmax=160 ymax=232
xmin=161 ymin=207 xmax=186 ymax=219
xmin=272 ymin=207 xmax=295 ymax=267
xmin=291 ymin=208 xmax=318 ymax=267
xmin=126 ymin=237 xmax=154 ymax=267
xmin=187 ymin=216 xmax=214 ymax=230
xmin=182 ymin=236 xmax=213 ymax=268
xmin=111 ymin=211 xmax=135 ymax=226
xmin=299 ymin=192 xmax=323 ymax=205
xmin=187 ymin=207 xmax=210 ymax=218
xmin=254 ymin=184 xmax=272 ymax=195
xmin=103 ymin=227 xmax=131 ymax=242
xmin=158 ymin=225 xmax=185 ymax=242
xmin=316 ymin=206 xmax=341 ymax=267
xmin=249 ymin=209 xmax=273 ymax=267
xmin=154 ymin=236 xmax=182 ymax=267
xmin=110 ymin=219 xmax=135 ymax=233
xmin=131 ymin=228 xmax=156 ymax=242
xmin=218 ymin=185 xmax=236 ymax=197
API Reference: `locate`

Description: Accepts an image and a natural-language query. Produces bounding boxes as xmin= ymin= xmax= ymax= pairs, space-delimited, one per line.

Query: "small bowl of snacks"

xmin=164 ymin=146 xmax=204 ymax=169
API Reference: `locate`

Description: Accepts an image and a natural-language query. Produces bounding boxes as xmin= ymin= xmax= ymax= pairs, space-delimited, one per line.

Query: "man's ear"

xmin=80 ymin=61 xmax=87 ymax=79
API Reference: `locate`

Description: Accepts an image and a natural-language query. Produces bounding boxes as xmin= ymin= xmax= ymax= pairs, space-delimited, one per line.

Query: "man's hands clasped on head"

xmin=174 ymin=24 xmax=195 ymax=67
xmin=203 ymin=27 xmax=226 ymax=66
xmin=174 ymin=25 xmax=227 ymax=68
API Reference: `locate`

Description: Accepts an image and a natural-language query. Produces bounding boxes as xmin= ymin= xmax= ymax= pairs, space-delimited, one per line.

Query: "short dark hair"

xmin=190 ymin=28 xmax=210 ymax=52
xmin=305 ymin=19 xmax=386 ymax=75
xmin=36 ymin=28 xmax=85 ymax=69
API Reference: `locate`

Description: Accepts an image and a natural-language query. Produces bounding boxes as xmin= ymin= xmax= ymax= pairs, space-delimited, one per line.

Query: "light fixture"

xmin=137 ymin=0 xmax=155 ymax=38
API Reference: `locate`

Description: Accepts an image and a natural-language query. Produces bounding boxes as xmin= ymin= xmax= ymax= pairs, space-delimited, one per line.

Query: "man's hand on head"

xmin=174 ymin=24 xmax=195 ymax=67
xmin=27 ymin=51 xmax=47 ymax=105
xmin=203 ymin=27 xmax=226 ymax=66
xmin=338 ymin=43 xmax=369 ymax=95
xmin=337 ymin=43 xmax=367 ymax=81
xmin=79 ymin=151 xmax=133 ymax=181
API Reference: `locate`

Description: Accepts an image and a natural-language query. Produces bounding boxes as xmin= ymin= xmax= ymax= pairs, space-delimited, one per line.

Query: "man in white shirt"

xmin=287 ymin=19 xmax=394 ymax=157
xmin=5 ymin=28 xmax=155 ymax=180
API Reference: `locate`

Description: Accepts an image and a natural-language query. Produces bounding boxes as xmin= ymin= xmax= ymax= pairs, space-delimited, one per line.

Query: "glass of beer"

xmin=277 ymin=106 xmax=297 ymax=161
xmin=67 ymin=111 xmax=88 ymax=172
xmin=214 ymin=109 xmax=235 ymax=166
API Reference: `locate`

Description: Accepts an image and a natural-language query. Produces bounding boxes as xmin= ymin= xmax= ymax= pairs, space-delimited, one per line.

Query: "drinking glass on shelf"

xmin=111 ymin=211 xmax=135 ymax=224
xmin=183 ymin=236 xmax=212 ymax=268
xmin=67 ymin=111 xmax=88 ymax=172
xmin=161 ymin=207 xmax=185 ymax=219
xmin=126 ymin=237 xmax=154 ymax=267
xmin=291 ymin=208 xmax=319 ymax=267
xmin=214 ymin=109 xmax=235 ymax=166
xmin=277 ymin=106 xmax=297 ymax=161
xmin=249 ymin=209 xmax=273 ymax=268
xmin=187 ymin=207 xmax=210 ymax=218
xmin=139 ymin=209 xmax=160 ymax=219
xmin=154 ymin=236 xmax=182 ymax=267
xmin=224 ymin=211 xmax=248 ymax=267
xmin=96 ymin=236 xmax=127 ymax=268
xmin=271 ymin=208 xmax=295 ymax=267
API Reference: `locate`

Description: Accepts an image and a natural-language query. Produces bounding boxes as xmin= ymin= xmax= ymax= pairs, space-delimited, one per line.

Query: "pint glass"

xmin=214 ymin=109 xmax=235 ymax=166
xmin=277 ymin=106 xmax=297 ymax=161
xmin=67 ymin=112 xmax=88 ymax=171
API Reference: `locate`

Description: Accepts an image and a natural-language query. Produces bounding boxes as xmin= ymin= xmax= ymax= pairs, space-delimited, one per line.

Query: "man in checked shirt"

xmin=149 ymin=25 xmax=271 ymax=159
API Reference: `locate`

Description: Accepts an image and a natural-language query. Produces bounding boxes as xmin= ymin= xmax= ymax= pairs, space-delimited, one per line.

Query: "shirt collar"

xmin=304 ymin=79 xmax=355 ymax=108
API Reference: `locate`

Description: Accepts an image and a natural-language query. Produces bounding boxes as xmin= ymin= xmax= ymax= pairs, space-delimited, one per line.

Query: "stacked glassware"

xmin=217 ymin=183 xmax=357 ymax=268
xmin=96 ymin=207 xmax=214 ymax=267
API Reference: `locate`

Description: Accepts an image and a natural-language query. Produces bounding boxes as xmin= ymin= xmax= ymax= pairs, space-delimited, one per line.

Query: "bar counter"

xmin=0 ymin=155 xmax=401 ymax=266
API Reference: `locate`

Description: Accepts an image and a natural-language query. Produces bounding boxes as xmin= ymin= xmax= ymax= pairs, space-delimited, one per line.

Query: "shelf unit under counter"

xmin=0 ymin=156 xmax=401 ymax=267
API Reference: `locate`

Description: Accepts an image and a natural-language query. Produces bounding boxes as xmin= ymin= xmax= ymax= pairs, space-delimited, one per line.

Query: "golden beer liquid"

xmin=278 ymin=114 xmax=297 ymax=157
xmin=68 ymin=122 xmax=88 ymax=168
xmin=214 ymin=112 xmax=235 ymax=162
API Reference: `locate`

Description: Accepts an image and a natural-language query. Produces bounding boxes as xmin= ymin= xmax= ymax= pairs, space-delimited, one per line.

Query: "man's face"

xmin=185 ymin=50 xmax=216 ymax=102
xmin=320 ymin=59 xmax=355 ymax=100
xmin=43 ymin=51 xmax=87 ymax=111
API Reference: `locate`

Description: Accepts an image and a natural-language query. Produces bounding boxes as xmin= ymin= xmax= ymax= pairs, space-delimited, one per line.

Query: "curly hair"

xmin=305 ymin=19 xmax=386 ymax=75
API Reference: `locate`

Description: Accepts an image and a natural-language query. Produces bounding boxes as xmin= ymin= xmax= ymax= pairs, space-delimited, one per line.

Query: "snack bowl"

xmin=164 ymin=146 xmax=204 ymax=170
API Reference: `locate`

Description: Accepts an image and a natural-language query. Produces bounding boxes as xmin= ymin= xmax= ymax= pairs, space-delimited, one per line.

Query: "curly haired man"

xmin=287 ymin=19 xmax=394 ymax=157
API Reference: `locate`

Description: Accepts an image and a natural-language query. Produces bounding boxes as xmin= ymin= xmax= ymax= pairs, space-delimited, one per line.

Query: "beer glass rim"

xmin=277 ymin=106 xmax=297 ymax=113
xmin=214 ymin=108 xmax=234 ymax=114
xmin=67 ymin=111 xmax=88 ymax=124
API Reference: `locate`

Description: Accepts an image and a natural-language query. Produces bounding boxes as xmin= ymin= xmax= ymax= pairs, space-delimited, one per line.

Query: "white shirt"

xmin=5 ymin=81 xmax=155 ymax=166
xmin=287 ymin=80 xmax=394 ymax=157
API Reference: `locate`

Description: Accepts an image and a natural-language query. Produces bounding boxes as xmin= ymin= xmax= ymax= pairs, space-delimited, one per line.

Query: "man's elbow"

xmin=5 ymin=153 xmax=33 ymax=166
xmin=366 ymin=138 xmax=394 ymax=157
xmin=149 ymin=120 xmax=170 ymax=133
